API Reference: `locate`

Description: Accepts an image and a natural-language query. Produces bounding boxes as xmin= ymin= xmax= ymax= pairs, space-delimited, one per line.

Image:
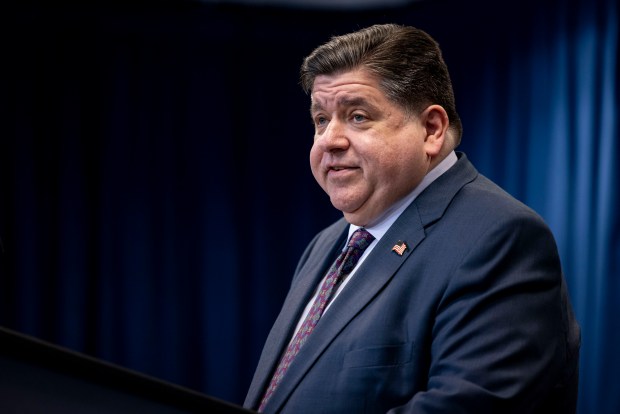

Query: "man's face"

xmin=309 ymin=68 xmax=433 ymax=226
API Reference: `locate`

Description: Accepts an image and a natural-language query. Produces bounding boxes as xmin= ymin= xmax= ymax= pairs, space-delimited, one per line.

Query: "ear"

xmin=421 ymin=105 xmax=449 ymax=158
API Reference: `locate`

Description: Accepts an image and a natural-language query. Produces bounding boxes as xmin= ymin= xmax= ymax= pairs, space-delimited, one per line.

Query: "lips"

xmin=326 ymin=162 xmax=356 ymax=171
xmin=326 ymin=165 xmax=359 ymax=180
xmin=328 ymin=165 xmax=355 ymax=172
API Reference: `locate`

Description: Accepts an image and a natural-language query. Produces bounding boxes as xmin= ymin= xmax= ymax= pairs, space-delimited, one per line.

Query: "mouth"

xmin=327 ymin=165 xmax=359 ymax=178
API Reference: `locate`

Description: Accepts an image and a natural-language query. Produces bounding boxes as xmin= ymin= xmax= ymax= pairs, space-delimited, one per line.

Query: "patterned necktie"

xmin=258 ymin=228 xmax=375 ymax=412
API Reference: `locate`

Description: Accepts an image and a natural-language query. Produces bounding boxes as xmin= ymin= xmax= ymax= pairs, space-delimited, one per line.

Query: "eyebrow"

xmin=310 ymin=96 xmax=377 ymax=116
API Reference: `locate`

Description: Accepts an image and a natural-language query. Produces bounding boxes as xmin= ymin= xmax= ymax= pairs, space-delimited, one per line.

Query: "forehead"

xmin=310 ymin=69 xmax=387 ymax=112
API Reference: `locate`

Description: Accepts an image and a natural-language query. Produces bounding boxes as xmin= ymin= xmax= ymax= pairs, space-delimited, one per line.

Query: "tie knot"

xmin=347 ymin=228 xmax=375 ymax=250
xmin=340 ymin=228 xmax=375 ymax=275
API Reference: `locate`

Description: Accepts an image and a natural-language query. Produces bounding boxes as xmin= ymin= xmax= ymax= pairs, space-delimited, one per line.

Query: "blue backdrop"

xmin=0 ymin=0 xmax=617 ymax=413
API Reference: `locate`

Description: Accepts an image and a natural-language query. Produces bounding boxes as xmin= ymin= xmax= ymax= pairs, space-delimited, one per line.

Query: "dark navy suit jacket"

xmin=245 ymin=153 xmax=580 ymax=413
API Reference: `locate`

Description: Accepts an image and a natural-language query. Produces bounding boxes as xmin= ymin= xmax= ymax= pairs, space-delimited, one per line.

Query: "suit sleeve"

xmin=390 ymin=213 xmax=572 ymax=413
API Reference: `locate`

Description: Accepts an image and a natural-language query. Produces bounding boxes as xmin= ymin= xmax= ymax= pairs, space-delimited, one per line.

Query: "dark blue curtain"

xmin=0 ymin=0 xmax=617 ymax=413
xmin=454 ymin=2 xmax=619 ymax=413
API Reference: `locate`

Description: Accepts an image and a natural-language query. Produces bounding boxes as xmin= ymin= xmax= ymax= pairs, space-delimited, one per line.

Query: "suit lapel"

xmin=245 ymin=221 xmax=349 ymax=408
xmin=257 ymin=153 xmax=479 ymax=412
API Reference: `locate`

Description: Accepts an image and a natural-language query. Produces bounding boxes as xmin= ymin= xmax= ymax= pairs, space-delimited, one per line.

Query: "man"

xmin=245 ymin=24 xmax=580 ymax=413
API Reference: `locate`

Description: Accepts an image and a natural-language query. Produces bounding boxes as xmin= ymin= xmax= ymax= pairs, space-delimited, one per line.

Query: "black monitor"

xmin=0 ymin=326 xmax=253 ymax=413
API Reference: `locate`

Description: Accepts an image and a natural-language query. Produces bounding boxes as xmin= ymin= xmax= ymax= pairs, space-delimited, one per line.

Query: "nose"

xmin=315 ymin=119 xmax=349 ymax=152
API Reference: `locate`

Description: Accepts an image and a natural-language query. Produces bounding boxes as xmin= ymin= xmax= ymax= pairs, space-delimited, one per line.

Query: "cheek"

xmin=372 ymin=148 xmax=403 ymax=177
xmin=375 ymin=144 xmax=425 ymax=187
xmin=309 ymin=145 xmax=324 ymax=181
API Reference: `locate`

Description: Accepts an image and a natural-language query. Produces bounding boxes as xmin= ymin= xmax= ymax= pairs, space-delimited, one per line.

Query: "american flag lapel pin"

xmin=391 ymin=240 xmax=408 ymax=256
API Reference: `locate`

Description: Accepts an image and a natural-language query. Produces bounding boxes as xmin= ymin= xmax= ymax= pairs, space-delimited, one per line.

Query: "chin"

xmin=341 ymin=211 xmax=368 ymax=227
xmin=329 ymin=196 xmax=371 ymax=225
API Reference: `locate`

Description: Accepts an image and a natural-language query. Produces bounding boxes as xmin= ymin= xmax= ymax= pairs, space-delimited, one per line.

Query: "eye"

xmin=352 ymin=113 xmax=367 ymax=123
xmin=314 ymin=115 xmax=328 ymax=127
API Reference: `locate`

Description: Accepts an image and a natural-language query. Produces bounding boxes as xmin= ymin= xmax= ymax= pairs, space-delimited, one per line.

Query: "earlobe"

xmin=422 ymin=105 xmax=449 ymax=157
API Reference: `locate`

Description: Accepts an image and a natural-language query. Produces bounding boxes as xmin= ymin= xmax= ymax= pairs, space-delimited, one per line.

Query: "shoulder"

xmin=423 ymin=166 xmax=560 ymax=278
xmin=291 ymin=218 xmax=349 ymax=279
xmin=420 ymin=153 xmax=553 ymax=243
xmin=307 ymin=218 xmax=349 ymax=250
xmin=455 ymin=172 xmax=550 ymax=232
